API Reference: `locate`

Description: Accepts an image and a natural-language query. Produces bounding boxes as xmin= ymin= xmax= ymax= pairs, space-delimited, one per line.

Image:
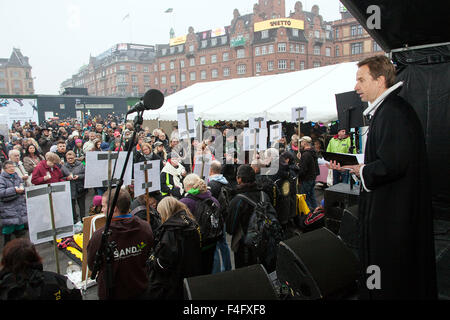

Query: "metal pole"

xmin=143 ymin=160 xmax=150 ymax=224
xmin=48 ymin=184 xmax=60 ymax=274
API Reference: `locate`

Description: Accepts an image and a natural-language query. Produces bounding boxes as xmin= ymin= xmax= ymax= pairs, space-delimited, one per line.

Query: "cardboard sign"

xmin=84 ymin=151 xmax=133 ymax=188
xmin=133 ymin=160 xmax=161 ymax=197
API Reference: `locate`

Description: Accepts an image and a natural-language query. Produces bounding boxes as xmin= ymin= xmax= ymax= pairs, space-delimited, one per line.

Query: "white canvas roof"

xmin=143 ymin=61 xmax=359 ymax=123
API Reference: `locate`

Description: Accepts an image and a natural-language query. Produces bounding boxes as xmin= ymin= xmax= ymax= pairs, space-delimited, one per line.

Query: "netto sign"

xmin=254 ymin=18 xmax=304 ymax=32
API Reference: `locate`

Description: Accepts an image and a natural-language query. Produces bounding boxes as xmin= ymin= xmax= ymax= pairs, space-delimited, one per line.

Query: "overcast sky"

xmin=1 ymin=0 xmax=342 ymax=94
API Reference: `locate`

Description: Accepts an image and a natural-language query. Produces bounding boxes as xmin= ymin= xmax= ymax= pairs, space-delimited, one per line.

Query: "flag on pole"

xmin=164 ymin=8 xmax=173 ymax=13
xmin=122 ymin=13 xmax=130 ymax=21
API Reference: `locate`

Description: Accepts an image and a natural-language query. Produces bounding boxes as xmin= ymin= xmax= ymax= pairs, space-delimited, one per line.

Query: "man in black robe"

xmin=332 ymin=55 xmax=437 ymax=299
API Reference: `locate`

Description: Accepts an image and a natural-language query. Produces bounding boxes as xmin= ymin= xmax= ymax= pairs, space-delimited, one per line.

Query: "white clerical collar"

xmin=363 ymin=81 xmax=404 ymax=117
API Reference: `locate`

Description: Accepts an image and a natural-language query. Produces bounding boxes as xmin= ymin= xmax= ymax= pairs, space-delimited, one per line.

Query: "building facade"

xmin=61 ymin=0 xmax=385 ymax=98
xmin=0 ymin=48 xmax=34 ymax=95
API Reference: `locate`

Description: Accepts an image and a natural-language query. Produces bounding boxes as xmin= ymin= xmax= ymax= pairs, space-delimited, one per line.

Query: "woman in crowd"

xmin=8 ymin=149 xmax=31 ymax=187
xmin=153 ymin=141 xmax=167 ymax=168
xmin=134 ymin=142 xmax=160 ymax=164
xmin=0 ymin=238 xmax=82 ymax=300
xmin=31 ymin=152 xmax=64 ymax=185
xmin=160 ymin=154 xmax=186 ymax=199
xmin=90 ymin=139 xmax=102 ymax=152
xmin=180 ymin=173 xmax=220 ymax=275
xmin=147 ymin=196 xmax=202 ymax=300
xmin=22 ymin=144 xmax=45 ymax=176
xmin=0 ymin=161 xmax=28 ymax=245
xmin=61 ymin=151 xmax=86 ymax=223
xmin=130 ymin=191 xmax=162 ymax=234
xmin=72 ymin=139 xmax=85 ymax=164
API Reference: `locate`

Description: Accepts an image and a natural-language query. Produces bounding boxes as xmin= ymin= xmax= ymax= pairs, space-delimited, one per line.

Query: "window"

xmin=144 ymin=75 xmax=150 ymax=83
xmin=132 ymin=86 xmax=139 ymax=94
xmin=325 ymin=47 xmax=331 ymax=57
xmin=154 ymin=65 xmax=158 ymax=72
xmin=143 ymin=66 xmax=149 ymax=72
xmin=314 ymin=30 xmax=320 ymax=38
xmin=261 ymin=46 xmax=267 ymax=55
xmin=278 ymin=60 xmax=287 ymax=70
xmin=132 ymin=75 xmax=138 ymax=83
xmin=313 ymin=61 xmax=321 ymax=68
xmin=357 ymin=25 xmax=363 ymax=35
xmin=211 ymin=54 xmax=217 ymax=63
xmin=190 ymin=58 xmax=195 ymax=66
xmin=256 ymin=62 xmax=261 ymax=73
xmin=0 ymin=71 xmax=4 ymax=79
xmin=373 ymin=41 xmax=382 ymax=52
xmin=351 ymin=25 xmax=363 ymax=37
xmin=267 ymin=61 xmax=274 ymax=71
xmin=200 ymin=56 xmax=206 ymax=65
xmin=351 ymin=42 xmax=363 ymax=55
xmin=162 ymin=48 xmax=167 ymax=55
xmin=119 ymin=65 xmax=126 ymax=71
xmin=237 ymin=49 xmax=245 ymax=58
xmin=28 ymin=82 xmax=33 ymax=89
xmin=223 ymin=67 xmax=230 ymax=77
xmin=223 ymin=52 xmax=229 ymax=61
xmin=237 ymin=64 xmax=246 ymax=75
xmin=160 ymin=63 xmax=166 ymax=71
xmin=300 ymin=44 xmax=305 ymax=54
xmin=190 ymin=72 xmax=196 ymax=81
xmin=181 ymin=73 xmax=186 ymax=82
xmin=211 ymin=38 xmax=217 ymax=46
xmin=0 ymin=80 xmax=6 ymax=89
xmin=290 ymin=60 xmax=295 ymax=70
xmin=278 ymin=43 xmax=286 ymax=52
xmin=170 ymin=47 xmax=175 ymax=54
xmin=154 ymin=77 xmax=158 ymax=85
xmin=189 ymin=45 xmax=194 ymax=52
xmin=201 ymin=40 xmax=207 ymax=48
xmin=335 ymin=29 xmax=340 ymax=39
xmin=335 ymin=46 xmax=340 ymax=57
xmin=300 ymin=61 xmax=305 ymax=70
xmin=211 ymin=69 xmax=218 ymax=78
xmin=255 ymin=47 xmax=261 ymax=56
xmin=261 ymin=30 xmax=269 ymax=39
xmin=178 ymin=45 xmax=184 ymax=52
xmin=170 ymin=74 xmax=176 ymax=83
xmin=200 ymin=70 xmax=206 ymax=80
xmin=161 ymin=76 xmax=166 ymax=84
xmin=170 ymin=61 xmax=175 ymax=69
xmin=268 ymin=45 xmax=274 ymax=54
xmin=292 ymin=29 xmax=299 ymax=37
xmin=221 ymin=36 xmax=228 ymax=44
xmin=314 ymin=46 xmax=320 ymax=55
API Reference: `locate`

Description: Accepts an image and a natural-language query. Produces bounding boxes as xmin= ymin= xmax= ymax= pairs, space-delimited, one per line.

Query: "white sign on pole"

xmin=84 ymin=151 xmax=133 ymax=188
xmin=291 ymin=106 xmax=307 ymax=122
xmin=243 ymin=128 xmax=268 ymax=152
xmin=269 ymin=124 xmax=282 ymax=143
xmin=133 ymin=160 xmax=161 ymax=198
xmin=26 ymin=181 xmax=74 ymax=245
xmin=193 ymin=153 xmax=213 ymax=181
xmin=177 ymin=105 xmax=196 ymax=139
xmin=0 ymin=98 xmax=39 ymax=127
xmin=249 ymin=116 xmax=267 ymax=129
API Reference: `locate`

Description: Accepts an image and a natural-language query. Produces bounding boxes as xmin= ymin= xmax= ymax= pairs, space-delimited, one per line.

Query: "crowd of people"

xmin=0 ymin=113 xmax=352 ymax=300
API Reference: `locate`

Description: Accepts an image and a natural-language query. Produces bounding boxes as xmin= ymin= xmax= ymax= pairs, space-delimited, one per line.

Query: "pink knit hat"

xmin=75 ymin=139 xmax=83 ymax=144
xmin=93 ymin=195 xmax=102 ymax=207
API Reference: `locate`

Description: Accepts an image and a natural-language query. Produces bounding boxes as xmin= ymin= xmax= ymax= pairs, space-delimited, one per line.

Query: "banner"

xmin=0 ymin=98 xmax=38 ymax=127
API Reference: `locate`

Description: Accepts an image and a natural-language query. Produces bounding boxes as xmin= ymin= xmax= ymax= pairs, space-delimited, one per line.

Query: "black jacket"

xmin=0 ymin=264 xmax=82 ymax=300
xmin=147 ymin=210 xmax=202 ymax=300
xmin=297 ymin=148 xmax=319 ymax=182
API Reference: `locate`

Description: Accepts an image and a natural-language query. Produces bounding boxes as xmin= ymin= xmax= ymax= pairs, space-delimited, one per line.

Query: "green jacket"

xmin=326 ymin=136 xmax=357 ymax=154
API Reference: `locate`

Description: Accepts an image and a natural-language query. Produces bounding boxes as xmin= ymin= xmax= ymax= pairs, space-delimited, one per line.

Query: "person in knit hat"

xmin=89 ymin=195 xmax=103 ymax=216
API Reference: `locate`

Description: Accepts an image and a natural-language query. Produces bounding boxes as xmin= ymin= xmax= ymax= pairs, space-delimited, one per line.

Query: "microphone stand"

xmin=90 ymin=110 xmax=143 ymax=300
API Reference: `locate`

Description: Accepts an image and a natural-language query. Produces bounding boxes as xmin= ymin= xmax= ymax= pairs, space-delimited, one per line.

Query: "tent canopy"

xmin=143 ymin=62 xmax=358 ymax=123
xmin=340 ymin=0 xmax=450 ymax=52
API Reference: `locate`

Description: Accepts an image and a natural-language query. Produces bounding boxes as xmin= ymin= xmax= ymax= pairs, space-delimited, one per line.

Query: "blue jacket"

xmin=0 ymin=171 xmax=27 ymax=226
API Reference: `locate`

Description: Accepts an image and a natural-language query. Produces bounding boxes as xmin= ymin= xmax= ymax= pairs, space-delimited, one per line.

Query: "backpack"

xmin=236 ymin=191 xmax=284 ymax=273
xmin=189 ymin=195 xmax=224 ymax=245
xmin=215 ymin=184 xmax=233 ymax=221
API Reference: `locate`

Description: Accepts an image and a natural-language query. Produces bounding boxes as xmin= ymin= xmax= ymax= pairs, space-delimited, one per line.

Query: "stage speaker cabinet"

xmin=339 ymin=205 xmax=359 ymax=250
xmin=276 ymin=227 xmax=360 ymax=299
xmin=324 ymin=183 xmax=360 ymax=234
xmin=183 ymin=264 xmax=278 ymax=300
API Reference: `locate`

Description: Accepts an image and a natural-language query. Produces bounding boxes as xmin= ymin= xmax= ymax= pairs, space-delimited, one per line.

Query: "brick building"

xmin=0 ymin=48 xmax=34 ymax=95
xmin=61 ymin=0 xmax=384 ymax=98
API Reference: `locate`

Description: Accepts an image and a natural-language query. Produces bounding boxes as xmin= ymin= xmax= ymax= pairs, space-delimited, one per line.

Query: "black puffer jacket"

xmin=147 ymin=210 xmax=202 ymax=300
xmin=297 ymin=148 xmax=320 ymax=182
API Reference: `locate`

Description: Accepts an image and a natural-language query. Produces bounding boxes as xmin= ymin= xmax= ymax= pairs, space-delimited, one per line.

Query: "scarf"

xmin=161 ymin=162 xmax=185 ymax=193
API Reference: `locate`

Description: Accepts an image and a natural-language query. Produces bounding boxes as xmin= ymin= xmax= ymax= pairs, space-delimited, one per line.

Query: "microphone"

xmin=127 ymin=89 xmax=164 ymax=114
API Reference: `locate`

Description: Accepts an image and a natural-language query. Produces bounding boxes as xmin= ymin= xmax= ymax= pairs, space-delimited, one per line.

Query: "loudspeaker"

xmin=276 ymin=227 xmax=360 ymax=299
xmin=339 ymin=205 xmax=359 ymax=250
xmin=183 ymin=264 xmax=278 ymax=300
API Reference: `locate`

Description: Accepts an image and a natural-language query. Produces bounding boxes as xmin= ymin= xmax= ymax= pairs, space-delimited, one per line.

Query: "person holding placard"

xmin=31 ymin=152 xmax=64 ymax=185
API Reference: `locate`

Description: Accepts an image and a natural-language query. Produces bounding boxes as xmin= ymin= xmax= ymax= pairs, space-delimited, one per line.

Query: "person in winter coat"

xmin=22 ymin=144 xmax=45 ymax=176
xmin=8 ymin=149 xmax=31 ymax=187
xmin=147 ymin=196 xmax=202 ymax=300
xmin=297 ymin=136 xmax=320 ymax=211
xmin=31 ymin=152 xmax=64 ymax=185
xmin=0 ymin=238 xmax=82 ymax=300
xmin=326 ymin=128 xmax=356 ymax=185
xmin=61 ymin=151 xmax=86 ymax=223
xmin=180 ymin=173 xmax=220 ymax=275
xmin=133 ymin=143 xmax=160 ymax=165
xmin=72 ymin=139 xmax=85 ymax=164
xmin=0 ymin=161 xmax=28 ymax=245
xmin=160 ymin=154 xmax=186 ymax=199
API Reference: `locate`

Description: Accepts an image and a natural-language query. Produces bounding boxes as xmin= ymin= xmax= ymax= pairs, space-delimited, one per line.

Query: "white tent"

xmin=143 ymin=61 xmax=358 ymax=123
